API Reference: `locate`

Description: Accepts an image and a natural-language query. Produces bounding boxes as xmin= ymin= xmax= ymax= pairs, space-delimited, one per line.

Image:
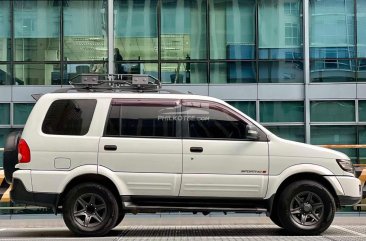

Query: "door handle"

xmin=104 ymin=145 xmax=117 ymax=151
xmin=190 ymin=147 xmax=203 ymax=153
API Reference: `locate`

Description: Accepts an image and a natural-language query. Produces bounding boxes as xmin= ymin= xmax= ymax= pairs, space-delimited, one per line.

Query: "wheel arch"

xmin=268 ymin=172 xmax=340 ymax=215
xmin=57 ymin=174 xmax=123 ymax=214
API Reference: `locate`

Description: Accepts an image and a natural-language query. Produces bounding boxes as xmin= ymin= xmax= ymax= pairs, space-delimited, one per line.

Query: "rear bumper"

xmin=11 ymin=178 xmax=59 ymax=209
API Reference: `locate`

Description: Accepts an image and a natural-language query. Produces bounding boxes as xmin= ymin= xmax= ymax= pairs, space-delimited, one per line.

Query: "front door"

xmin=180 ymin=100 xmax=269 ymax=198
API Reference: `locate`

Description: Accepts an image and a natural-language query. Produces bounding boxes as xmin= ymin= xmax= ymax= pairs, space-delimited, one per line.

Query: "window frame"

xmin=181 ymin=99 xmax=268 ymax=142
xmin=103 ymin=98 xmax=182 ymax=139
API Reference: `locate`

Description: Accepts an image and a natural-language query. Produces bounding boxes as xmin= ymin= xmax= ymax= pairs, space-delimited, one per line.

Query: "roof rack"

xmin=52 ymin=74 xmax=182 ymax=94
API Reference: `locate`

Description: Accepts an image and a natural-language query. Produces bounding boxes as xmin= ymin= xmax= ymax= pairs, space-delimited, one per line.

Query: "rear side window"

xmin=105 ymin=99 xmax=179 ymax=138
xmin=42 ymin=99 xmax=97 ymax=135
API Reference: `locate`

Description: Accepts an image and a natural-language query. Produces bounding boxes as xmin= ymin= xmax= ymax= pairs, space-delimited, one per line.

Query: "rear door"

xmin=180 ymin=100 xmax=269 ymax=198
xmin=98 ymin=98 xmax=182 ymax=196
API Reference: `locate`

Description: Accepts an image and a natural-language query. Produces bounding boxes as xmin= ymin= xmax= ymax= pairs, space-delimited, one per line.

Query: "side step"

xmin=124 ymin=203 xmax=267 ymax=214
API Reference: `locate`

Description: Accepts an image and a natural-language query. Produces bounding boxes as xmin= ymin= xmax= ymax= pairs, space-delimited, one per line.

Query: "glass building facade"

xmin=1 ymin=0 xmax=366 ymax=165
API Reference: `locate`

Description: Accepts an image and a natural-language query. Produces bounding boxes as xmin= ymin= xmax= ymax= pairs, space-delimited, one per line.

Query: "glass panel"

xmin=0 ymin=103 xmax=10 ymax=125
xmin=13 ymin=103 xmax=34 ymax=125
xmin=358 ymin=59 xmax=366 ymax=82
xmin=311 ymin=125 xmax=357 ymax=162
xmin=210 ymin=62 xmax=256 ymax=83
xmin=161 ymin=0 xmax=207 ymax=60
xmin=310 ymin=59 xmax=356 ymax=82
xmin=63 ymin=0 xmax=108 ymax=61
xmin=42 ymin=100 xmax=97 ymax=136
xmin=360 ymin=101 xmax=366 ymax=122
xmin=0 ymin=1 xmax=10 ymax=61
xmin=210 ymin=0 xmax=255 ymax=60
xmin=258 ymin=0 xmax=303 ymax=59
xmin=310 ymin=0 xmax=355 ymax=58
xmin=114 ymin=62 xmax=156 ymax=76
xmin=0 ymin=65 xmax=12 ymax=85
xmin=226 ymin=101 xmax=256 ymax=120
xmin=64 ymin=63 xmax=107 ymax=84
xmin=260 ymin=101 xmax=304 ymax=123
xmin=114 ymin=0 xmax=158 ymax=60
xmin=266 ymin=125 xmax=305 ymax=143
xmin=357 ymin=1 xmax=366 ymax=57
xmin=14 ymin=0 xmax=60 ymax=61
xmin=14 ymin=64 xmax=61 ymax=85
xmin=161 ymin=62 xmax=206 ymax=84
xmin=310 ymin=101 xmax=355 ymax=122
xmin=359 ymin=126 xmax=366 ymax=164
xmin=258 ymin=61 xmax=304 ymax=83
xmin=183 ymin=104 xmax=248 ymax=140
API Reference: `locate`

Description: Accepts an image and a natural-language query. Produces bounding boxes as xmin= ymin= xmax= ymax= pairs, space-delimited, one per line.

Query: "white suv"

xmin=3 ymin=75 xmax=362 ymax=236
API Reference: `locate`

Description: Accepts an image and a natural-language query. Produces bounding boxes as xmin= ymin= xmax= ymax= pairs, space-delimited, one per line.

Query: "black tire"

xmin=277 ymin=180 xmax=335 ymax=235
xmin=3 ymin=130 xmax=22 ymax=184
xmin=114 ymin=213 xmax=125 ymax=228
xmin=63 ymin=183 xmax=119 ymax=236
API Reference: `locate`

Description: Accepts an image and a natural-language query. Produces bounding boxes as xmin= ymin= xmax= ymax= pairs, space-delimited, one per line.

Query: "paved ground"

xmin=0 ymin=213 xmax=366 ymax=240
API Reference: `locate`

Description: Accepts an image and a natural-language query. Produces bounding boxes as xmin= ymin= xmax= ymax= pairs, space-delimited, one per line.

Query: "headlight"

xmin=336 ymin=159 xmax=355 ymax=174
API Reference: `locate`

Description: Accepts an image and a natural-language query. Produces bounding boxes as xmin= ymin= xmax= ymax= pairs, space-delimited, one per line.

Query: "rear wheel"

xmin=277 ymin=180 xmax=335 ymax=235
xmin=63 ymin=183 xmax=119 ymax=236
xmin=114 ymin=213 xmax=125 ymax=228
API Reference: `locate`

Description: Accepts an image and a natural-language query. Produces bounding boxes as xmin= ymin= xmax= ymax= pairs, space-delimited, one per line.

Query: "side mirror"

xmin=246 ymin=125 xmax=259 ymax=140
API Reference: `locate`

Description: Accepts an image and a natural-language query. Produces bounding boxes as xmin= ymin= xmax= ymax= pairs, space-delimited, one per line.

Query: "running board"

xmin=124 ymin=204 xmax=267 ymax=214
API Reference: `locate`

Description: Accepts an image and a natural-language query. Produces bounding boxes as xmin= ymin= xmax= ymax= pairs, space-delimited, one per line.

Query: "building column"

xmin=108 ymin=0 xmax=114 ymax=75
xmin=304 ymin=0 xmax=311 ymax=143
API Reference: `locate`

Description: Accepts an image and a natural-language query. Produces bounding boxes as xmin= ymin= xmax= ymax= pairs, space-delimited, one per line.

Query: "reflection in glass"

xmin=358 ymin=59 xmax=366 ymax=82
xmin=266 ymin=125 xmax=305 ymax=143
xmin=210 ymin=62 xmax=256 ymax=84
xmin=0 ymin=1 xmax=10 ymax=61
xmin=116 ymin=62 xmax=158 ymax=79
xmin=260 ymin=101 xmax=304 ymax=123
xmin=161 ymin=63 xmax=206 ymax=84
xmin=64 ymin=0 xmax=107 ymax=61
xmin=310 ymin=60 xmax=355 ymax=82
xmin=0 ymin=65 xmax=12 ymax=85
xmin=359 ymin=126 xmax=366 ymax=164
xmin=64 ymin=63 xmax=107 ymax=84
xmin=0 ymin=104 xmax=10 ymax=125
xmin=311 ymin=125 xmax=357 ymax=162
xmin=13 ymin=103 xmax=34 ymax=125
xmin=311 ymin=101 xmax=355 ymax=122
xmin=258 ymin=0 xmax=303 ymax=59
xmin=161 ymin=0 xmax=207 ymax=60
xmin=210 ymin=0 xmax=255 ymax=60
xmin=14 ymin=64 xmax=60 ymax=85
xmin=358 ymin=1 xmax=366 ymax=57
xmin=14 ymin=0 xmax=60 ymax=61
xmin=227 ymin=101 xmax=256 ymax=120
xmin=114 ymin=0 xmax=158 ymax=60
xmin=310 ymin=0 xmax=355 ymax=58
xmin=258 ymin=61 xmax=303 ymax=83
xmin=359 ymin=101 xmax=366 ymax=122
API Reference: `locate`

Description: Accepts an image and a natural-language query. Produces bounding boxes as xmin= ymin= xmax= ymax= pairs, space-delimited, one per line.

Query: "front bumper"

xmin=336 ymin=176 xmax=362 ymax=206
xmin=11 ymin=178 xmax=59 ymax=209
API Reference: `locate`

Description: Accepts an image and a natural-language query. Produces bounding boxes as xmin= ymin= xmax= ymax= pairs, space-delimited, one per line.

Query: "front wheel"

xmin=277 ymin=180 xmax=335 ymax=235
xmin=63 ymin=183 xmax=119 ymax=236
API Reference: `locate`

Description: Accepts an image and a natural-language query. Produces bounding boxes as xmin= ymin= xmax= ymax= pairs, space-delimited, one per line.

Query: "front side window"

xmin=183 ymin=101 xmax=248 ymax=140
xmin=42 ymin=99 xmax=97 ymax=135
xmin=105 ymin=99 xmax=179 ymax=138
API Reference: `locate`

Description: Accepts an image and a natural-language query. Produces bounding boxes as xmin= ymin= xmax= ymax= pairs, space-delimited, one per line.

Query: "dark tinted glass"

xmin=42 ymin=99 xmax=97 ymax=135
xmin=105 ymin=100 xmax=178 ymax=138
xmin=184 ymin=102 xmax=248 ymax=140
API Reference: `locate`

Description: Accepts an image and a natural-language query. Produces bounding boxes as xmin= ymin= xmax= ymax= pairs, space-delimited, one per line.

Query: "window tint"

xmin=105 ymin=99 xmax=178 ymax=138
xmin=183 ymin=101 xmax=248 ymax=140
xmin=42 ymin=99 xmax=96 ymax=135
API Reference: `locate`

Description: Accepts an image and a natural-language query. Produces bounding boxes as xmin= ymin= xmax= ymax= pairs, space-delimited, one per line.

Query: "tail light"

xmin=18 ymin=139 xmax=31 ymax=163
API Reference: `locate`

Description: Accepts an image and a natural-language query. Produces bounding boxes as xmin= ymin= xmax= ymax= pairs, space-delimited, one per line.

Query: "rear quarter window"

xmin=42 ymin=99 xmax=97 ymax=135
